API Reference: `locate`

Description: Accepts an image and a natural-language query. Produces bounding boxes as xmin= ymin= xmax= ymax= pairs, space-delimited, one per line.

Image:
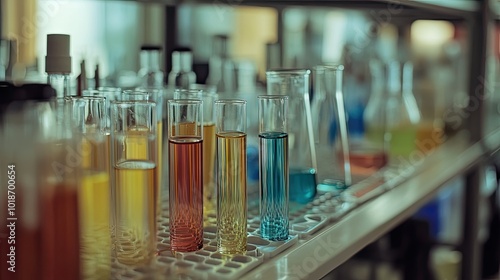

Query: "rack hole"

xmin=248 ymin=236 xmax=270 ymax=246
xmin=224 ymin=262 xmax=241 ymax=269
xmin=232 ymin=255 xmax=252 ymax=263
xmin=205 ymin=259 xmax=222 ymax=265
xmin=216 ymin=269 xmax=232 ymax=274
xmin=184 ymin=255 xmax=204 ymax=263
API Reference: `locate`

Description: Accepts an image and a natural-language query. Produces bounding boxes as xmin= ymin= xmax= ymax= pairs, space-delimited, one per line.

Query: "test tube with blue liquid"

xmin=258 ymin=95 xmax=289 ymax=241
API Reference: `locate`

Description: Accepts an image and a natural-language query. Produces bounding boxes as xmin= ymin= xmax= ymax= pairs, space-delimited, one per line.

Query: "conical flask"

xmin=266 ymin=69 xmax=317 ymax=204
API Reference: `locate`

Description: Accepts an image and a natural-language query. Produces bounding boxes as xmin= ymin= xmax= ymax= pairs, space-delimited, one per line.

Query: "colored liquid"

xmin=203 ymin=122 xmax=217 ymax=214
xmin=416 ymin=121 xmax=444 ymax=154
xmin=348 ymin=147 xmax=388 ymax=175
xmin=289 ymin=167 xmax=317 ymax=204
xmin=366 ymin=124 xmax=417 ymax=158
xmin=169 ymin=137 xmax=203 ymax=252
xmin=216 ymin=132 xmax=247 ymax=254
xmin=79 ymin=171 xmax=111 ymax=280
xmin=157 ymin=121 xmax=163 ymax=213
xmin=259 ymin=132 xmax=289 ymax=241
xmin=114 ymin=160 xmax=156 ymax=265
xmin=41 ymin=185 xmax=81 ymax=280
xmin=390 ymin=125 xmax=418 ymax=157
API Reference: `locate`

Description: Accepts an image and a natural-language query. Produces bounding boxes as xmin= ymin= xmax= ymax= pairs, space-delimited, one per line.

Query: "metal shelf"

xmin=240 ymin=128 xmax=499 ymax=280
xmin=77 ymin=0 xmax=478 ymax=19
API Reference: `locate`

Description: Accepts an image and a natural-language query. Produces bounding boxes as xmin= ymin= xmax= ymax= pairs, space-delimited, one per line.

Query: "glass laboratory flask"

xmin=312 ymin=65 xmax=352 ymax=190
xmin=266 ymin=69 xmax=317 ymax=204
xmin=365 ymin=60 xmax=421 ymax=160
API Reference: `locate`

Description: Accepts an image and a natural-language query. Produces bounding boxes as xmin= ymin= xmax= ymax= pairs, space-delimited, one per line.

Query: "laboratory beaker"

xmin=174 ymin=89 xmax=217 ymax=216
xmin=0 ymin=84 xmax=81 ymax=280
xmin=66 ymin=96 xmax=111 ymax=279
xmin=168 ymin=99 xmax=204 ymax=252
xmin=266 ymin=69 xmax=317 ymax=203
xmin=111 ymin=100 xmax=157 ymax=265
xmin=259 ymin=95 xmax=289 ymax=241
xmin=215 ymin=99 xmax=247 ymax=255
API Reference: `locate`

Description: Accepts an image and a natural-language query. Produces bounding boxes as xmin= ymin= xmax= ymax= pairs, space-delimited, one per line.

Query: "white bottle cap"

xmin=45 ymin=34 xmax=71 ymax=74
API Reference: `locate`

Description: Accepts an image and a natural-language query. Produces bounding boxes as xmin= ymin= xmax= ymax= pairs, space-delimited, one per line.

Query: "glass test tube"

xmin=111 ymin=101 xmax=157 ymax=265
xmin=168 ymin=99 xmax=204 ymax=252
xmin=67 ymin=96 xmax=111 ymax=279
xmin=215 ymin=99 xmax=247 ymax=255
xmin=174 ymin=89 xmax=217 ymax=216
xmin=258 ymin=95 xmax=289 ymax=241
xmin=119 ymin=89 xmax=164 ymax=220
xmin=266 ymin=69 xmax=317 ymax=204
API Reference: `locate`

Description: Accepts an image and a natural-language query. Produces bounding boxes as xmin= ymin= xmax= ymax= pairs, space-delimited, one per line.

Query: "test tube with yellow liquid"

xmin=214 ymin=99 xmax=247 ymax=255
xmin=111 ymin=101 xmax=157 ymax=265
xmin=174 ymin=89 xmax=217 ymax=218
xmin=120 ymin=89 xmax=164 ymax=220
xmin=67 ymin=96 xmax=111 ymax=279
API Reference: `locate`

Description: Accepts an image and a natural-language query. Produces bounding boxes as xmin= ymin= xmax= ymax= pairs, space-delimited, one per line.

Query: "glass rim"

xmin=65 ymin=95 xmax=106 ymax=101
xmin=266 ymin=69 xmax=311 ymax=76
xmin=122 ymin=89 xmax=151 ymax=95
xmin=313 ymin=64 xmax=344 ymax=71
xmin=168 ymin=98 xmax=203 ymax=105
xmin=97 ymin=86 xmax=121 ymax=92
xmin=110 ymin=100 xmax=156 ymax=107
xmin=214 ymin=99 xmax=246 ymax=105
xmin=134 ymin=87 xmax=163 ymax=94
xmin=174 ymin=89 xmax=217 ymax=99
xmin=257 ymin=95 xmax=289 ymax=100
xmin=82 ymin=89 xmax=100 ymax=95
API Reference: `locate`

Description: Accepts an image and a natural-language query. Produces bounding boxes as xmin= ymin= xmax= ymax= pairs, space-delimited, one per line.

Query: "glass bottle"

xmin=167 ymin=48 xmax=196 ymax=89
xmin=207 ymin=35 xmax=235 ymax=93
xmin=45 ymin=34 xmax=72 ymax=97
xmin=138 ymin=45 xmax=165 ymax=89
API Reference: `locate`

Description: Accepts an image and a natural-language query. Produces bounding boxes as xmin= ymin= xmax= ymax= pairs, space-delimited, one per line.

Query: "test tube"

xmin=168 ymin=99 xmax=204 ymax=252
xmin=111 ymin=101 xmax=157 ymax=265
xmin=258 ymin=95 xmax=289 ymax=241
xmin=215 ymin=99 xmax=247 ymax=255
xmin=119 ymin=89 xmax=164 ymax=220
xmin=67 ymin=96 xmax=111 ymax=279
xmin=174 ymin=89 xmax=217 ymax=215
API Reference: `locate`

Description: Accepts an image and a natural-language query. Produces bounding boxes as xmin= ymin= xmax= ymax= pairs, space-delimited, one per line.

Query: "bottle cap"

xmin=45 ymin=34 xmax=72 ymax=74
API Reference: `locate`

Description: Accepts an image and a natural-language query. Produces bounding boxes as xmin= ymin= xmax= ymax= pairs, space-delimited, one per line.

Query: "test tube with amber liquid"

xmin=168 ymin=99 xmax=204 ymax=252
xmin=120 ymin=89 xmax=164 ymax=220
xmin=215 ymin=99 xmax=247 ymax=255
xmin=174 ymin=89 xmax=217 ymax=217
xmin=67 ymin=96 xmax=111 ymax=279
xmin=112 ymin=101 xmax=157 ymax=265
